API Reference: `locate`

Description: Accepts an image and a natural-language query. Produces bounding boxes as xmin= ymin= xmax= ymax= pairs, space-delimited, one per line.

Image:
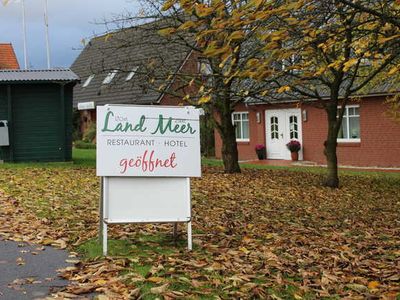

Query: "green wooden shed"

xmin=0 ymin=69 xmax=79 ymax=162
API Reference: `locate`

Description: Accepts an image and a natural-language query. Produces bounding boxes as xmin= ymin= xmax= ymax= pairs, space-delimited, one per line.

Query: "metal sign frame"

xmin=101 ymin=177 xmax=193 ymax=256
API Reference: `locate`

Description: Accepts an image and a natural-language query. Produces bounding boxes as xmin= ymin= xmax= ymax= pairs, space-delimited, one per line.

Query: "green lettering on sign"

xmin=151 ymin=115 xmax=196 ymax=135
xmin=101 ymin=111 xmax=147 ymax=133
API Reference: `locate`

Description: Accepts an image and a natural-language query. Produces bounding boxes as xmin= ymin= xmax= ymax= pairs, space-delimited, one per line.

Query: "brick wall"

xmin=215 ymin=97 xmax=400 ymax=167
xmin=303 ymin=97 xmax=400 ymax=167
xmin=214 ymin=104 xmax=264 ymax=161
xmin=215 ymin=103 xmax=299 ymax=161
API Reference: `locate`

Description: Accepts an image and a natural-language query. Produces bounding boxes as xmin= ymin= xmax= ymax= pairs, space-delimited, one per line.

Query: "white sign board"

xmin=97 ymin=105 xmax=200 ymax=255
xmin=104 ymin=177 xmax=190 ymax=224
xmin=96 ymin=105 xmax=201 ymax=177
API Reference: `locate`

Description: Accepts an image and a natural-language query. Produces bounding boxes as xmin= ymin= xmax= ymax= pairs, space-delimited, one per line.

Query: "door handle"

xmin=280 ymin=133 xmax=283 ymax=138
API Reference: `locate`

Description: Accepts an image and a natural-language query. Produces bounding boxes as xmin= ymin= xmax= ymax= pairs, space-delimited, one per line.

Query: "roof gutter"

xmin=0 ymin=79 xmax=80 ymax=86
xmin=247 ymin=91 xmax=399 ymax=106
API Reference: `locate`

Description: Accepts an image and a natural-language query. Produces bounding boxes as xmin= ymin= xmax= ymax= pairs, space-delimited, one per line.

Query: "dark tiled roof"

xmin=246 ymin=76 xmax=400 ymax=105
xmin=71 ymin=20 xmax=191 ymax=108
xmin=0 ymin=43 xmax=20 ymax=70
xmin=0 ymin=68 xmax=79 ymax=82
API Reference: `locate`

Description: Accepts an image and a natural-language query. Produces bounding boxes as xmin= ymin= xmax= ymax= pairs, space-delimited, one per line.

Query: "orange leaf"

xmin=368 ymin=281 xmax=380 ymax=289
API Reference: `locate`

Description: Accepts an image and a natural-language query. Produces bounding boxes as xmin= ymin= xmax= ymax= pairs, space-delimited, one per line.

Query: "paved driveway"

xmin=0 ymin=238 xmax=72 ymax=299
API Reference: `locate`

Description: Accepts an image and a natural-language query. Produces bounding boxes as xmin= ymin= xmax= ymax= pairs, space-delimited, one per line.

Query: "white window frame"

xmin=232 ymin=112 xmax=250 ymax=142
xmin=337 ymin=105 xmax=361 ymax=143
xmin=126 ymin=66 xmax=139 ymax=81
xmin=102 ymin=70 xmax=118 ymax=85
xmin=82 ymin=74 xmax=95 ymax=87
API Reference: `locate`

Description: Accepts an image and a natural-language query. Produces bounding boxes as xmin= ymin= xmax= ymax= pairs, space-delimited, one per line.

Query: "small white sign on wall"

xmin=78 ymin=101 xmax=95 ymax=110
xmin=97 ymin=105 xmax=201 ymax=177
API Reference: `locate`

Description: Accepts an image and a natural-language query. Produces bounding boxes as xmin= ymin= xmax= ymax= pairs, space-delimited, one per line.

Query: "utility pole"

xmin=22 ymin=0 xmax=28 ymax=69
xmin=44 ymin=0 xmax=51 ymax=68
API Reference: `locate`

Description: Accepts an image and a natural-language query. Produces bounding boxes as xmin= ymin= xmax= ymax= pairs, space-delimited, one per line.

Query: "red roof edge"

xmin=0 ymin=43 xmax=20 ymax=70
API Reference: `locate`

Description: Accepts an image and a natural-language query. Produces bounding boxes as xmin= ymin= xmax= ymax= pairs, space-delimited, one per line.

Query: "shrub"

xmin=72 ymin=130 xmax=82 ymax=142
xmin=72 ymin=109 xmax=82 ymax=141
xmin=74 ymin=140 xmax=96 ymax=149
xmin=83 ymin=123 xmax=96 ymax=143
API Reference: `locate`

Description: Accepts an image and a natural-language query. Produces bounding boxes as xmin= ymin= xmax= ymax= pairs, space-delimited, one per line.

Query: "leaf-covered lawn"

xmin=0 ymin=165 xmax=399 ymax=299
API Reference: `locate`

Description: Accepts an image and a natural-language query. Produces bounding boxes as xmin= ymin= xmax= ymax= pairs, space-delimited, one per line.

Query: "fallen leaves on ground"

xmin=0 ymin=166 xmax=399 ymax=299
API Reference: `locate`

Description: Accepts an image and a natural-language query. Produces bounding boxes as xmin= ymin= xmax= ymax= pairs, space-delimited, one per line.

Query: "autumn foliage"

xmin=157 ymin=0 xmax=400 ymax=187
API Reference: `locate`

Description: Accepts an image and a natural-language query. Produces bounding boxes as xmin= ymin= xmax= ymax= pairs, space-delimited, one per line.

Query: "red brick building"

xmin=71 ymin=22 xmax=399 ymax=169
xmin=0 ymin=43 xmax=20 ymax=69
xmin=215 ymin=95 xmax=400 ymax=168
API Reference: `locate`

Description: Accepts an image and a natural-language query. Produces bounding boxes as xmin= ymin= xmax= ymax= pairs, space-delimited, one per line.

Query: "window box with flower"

xmin=255 ymin=144 xmax=266 ymax=160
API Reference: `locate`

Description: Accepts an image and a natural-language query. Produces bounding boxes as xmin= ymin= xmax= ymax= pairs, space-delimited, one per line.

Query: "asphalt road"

xmin=0 ymin=238 xmax=72 ymax=300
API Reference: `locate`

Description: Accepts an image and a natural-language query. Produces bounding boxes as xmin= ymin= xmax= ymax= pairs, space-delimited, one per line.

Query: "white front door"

xmin=265 ymin=109 xmax=302 ymax=160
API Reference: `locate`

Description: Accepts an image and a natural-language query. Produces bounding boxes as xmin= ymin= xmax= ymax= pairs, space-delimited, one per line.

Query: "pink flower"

xmin=255 ymin=144 xmax=265 ymax=151
xmin=286 ymin=140 xmax=301 ymax=152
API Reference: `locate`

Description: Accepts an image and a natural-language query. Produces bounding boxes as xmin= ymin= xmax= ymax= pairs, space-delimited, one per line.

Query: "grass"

xmin=77 ymin=234 xmax=206 ymax=300
xmin=202 ymin=157 xmax=400 ymax=179
xmin=78 ymin=239 xmax=133 ymax=258
xmin=78 ymin=233 xmax=188 ymax=260
xmin=76 ymin=233 xmax=322 ymax=299
xmin=0 ymin=160 xmax=73 ymax=169
xmin=0 ymin=148 xmax=96 ymax=169
xmin=72 ymin=148 xmax=96 ymax=167
xmin=79 ymin=149 xmax=400 ymax=179
xmin=1 ymin=148 xmax=398 ymax=180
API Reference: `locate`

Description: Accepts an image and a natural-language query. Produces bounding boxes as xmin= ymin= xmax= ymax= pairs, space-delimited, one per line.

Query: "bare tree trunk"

xmin=324 ymin=105 xmax=340 ymax=188
xmin=217 ymin=109 xmax=241 ymax=173
xmin=221 ymin=130 xmax=241 ymax=173
xmin=324 ymin=135 xmax=339 ymax=188
xmin=211 ymin=78 xmax=241 ymax=173
xmin=200 ymin=113 xmax=215 ymax=157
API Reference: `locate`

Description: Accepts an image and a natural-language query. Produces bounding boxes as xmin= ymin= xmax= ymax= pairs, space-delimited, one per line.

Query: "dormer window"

xmin=102 ymin=70 xmax=118 ymax=84
xmin=198 ymin=59 xmax=212 ymax=76
xmin=82 ymin=74 xmax=95 ymax=87
xmin=126 ymin=66 xmax=139 ymax=81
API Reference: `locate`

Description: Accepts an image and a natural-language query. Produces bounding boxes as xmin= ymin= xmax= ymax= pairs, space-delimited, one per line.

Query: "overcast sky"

xmin=0 ymin=0 xmax=140 ymax=69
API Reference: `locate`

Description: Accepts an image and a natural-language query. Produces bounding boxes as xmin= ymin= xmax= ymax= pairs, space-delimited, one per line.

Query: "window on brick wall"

xmin=338 ymin=105 xmax=360 ymax=142
xmin=232 ymin=112 xmax=249 ymax=141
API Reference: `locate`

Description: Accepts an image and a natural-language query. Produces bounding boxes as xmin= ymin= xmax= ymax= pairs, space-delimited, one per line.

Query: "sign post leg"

xmin=103 ymin=222 xmax=108 ymax=256
xmin=102 ymin=177 xmax=108 ymax=256
xmin=187 ymin=221 xmax=192 ymax=251
xmin=99 ymin=177 xmax=104 ymax=244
